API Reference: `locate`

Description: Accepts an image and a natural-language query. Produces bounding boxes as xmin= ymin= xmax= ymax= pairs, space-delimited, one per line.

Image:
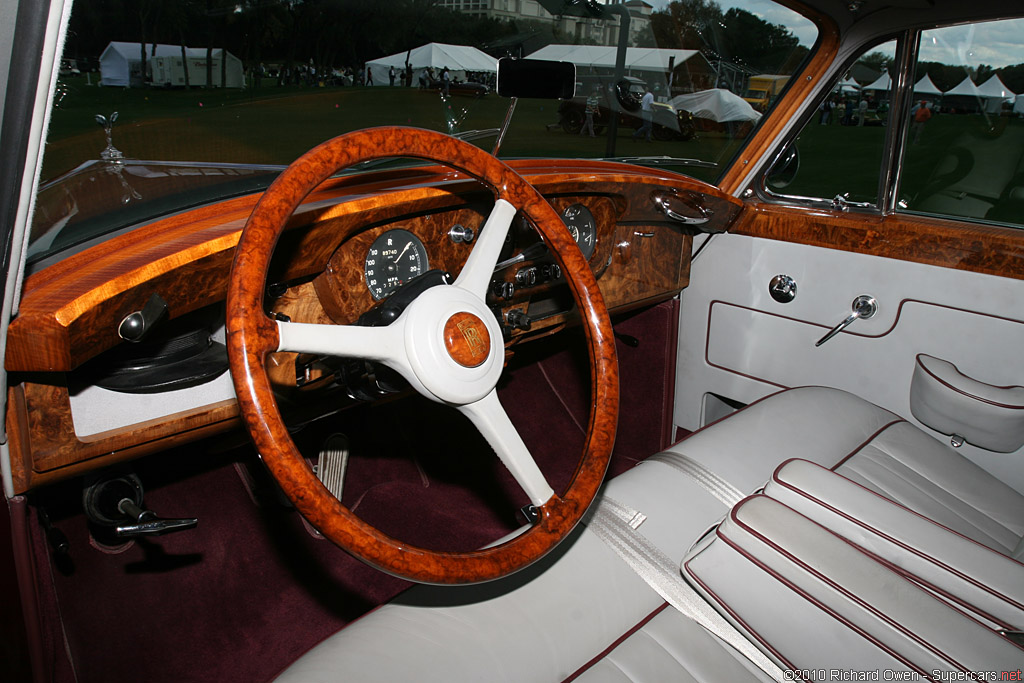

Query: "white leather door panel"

xmin=675 ymin=233 xmax=1024 ymax=492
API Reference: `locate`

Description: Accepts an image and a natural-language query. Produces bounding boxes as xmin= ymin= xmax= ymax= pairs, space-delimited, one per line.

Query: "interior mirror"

xmin=496 ymin=58 xmax=576 ymax=99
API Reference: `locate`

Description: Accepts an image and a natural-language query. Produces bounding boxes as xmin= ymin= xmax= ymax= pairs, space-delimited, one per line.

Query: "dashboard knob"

xmin=448 ymin=224 xmax=475 ymax=244
xmin=515 ymin=267 xmax=537 ymax=287
xmin=491 ymin=281 xmax=515 ymax=300
xmin=506 ymin=309 xmax=531 ymax=331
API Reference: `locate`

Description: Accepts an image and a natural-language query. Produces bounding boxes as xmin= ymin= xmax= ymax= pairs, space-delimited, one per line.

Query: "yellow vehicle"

xmin=742 ymin=74 xmax=790 ymax=111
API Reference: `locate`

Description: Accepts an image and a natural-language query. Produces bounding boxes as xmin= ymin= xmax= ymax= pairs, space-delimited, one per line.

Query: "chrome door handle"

xmin=815 ymin=295 xmax=877 ymax=347
xmin=651 ymin=191 xmax=710 ymax=225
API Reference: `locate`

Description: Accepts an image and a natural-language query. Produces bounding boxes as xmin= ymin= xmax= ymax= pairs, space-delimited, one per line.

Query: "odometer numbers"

xmin=364 ymin=229 xmax=429 ymax=301
xmin=562 ymin=203 xmax=596 ymax=260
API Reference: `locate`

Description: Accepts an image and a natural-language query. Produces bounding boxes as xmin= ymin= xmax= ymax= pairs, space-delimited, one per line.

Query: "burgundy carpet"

xmin=24 ymin=301 xmax=679 ymax=682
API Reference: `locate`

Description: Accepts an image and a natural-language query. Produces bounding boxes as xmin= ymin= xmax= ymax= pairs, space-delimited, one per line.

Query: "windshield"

xmin=33 ymin=0 xmax=816 ymax=267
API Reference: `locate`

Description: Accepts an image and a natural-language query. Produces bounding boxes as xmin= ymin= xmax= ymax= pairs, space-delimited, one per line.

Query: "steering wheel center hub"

xmin=443 ymin=312 xmax=491 ymax=367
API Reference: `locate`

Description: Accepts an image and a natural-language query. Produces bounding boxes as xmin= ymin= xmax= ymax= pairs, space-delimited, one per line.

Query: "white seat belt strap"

xmin=645 ymin=450 xmax=744 ymax=507
xmin=588 ymin=496 xmax=787 ymax=683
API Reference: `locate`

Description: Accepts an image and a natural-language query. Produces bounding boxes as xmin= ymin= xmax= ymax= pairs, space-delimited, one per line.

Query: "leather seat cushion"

xmin=275 ymin=387 xmax=1024 ymax=681
xmin=663 ymin=387 xmax=1024 ymax=559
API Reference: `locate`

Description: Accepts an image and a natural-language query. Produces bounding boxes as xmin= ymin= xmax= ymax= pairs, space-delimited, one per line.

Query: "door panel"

xmin=675 ymin=222 xmax=1024 ymax=493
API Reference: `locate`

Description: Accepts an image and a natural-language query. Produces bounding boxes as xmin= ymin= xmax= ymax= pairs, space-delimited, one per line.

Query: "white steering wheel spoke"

xmin=454 ymin=198 xmax=517 ymax=298
xmin=276 ymin=319 xmax=408 ymax=370
xmin=458 ymin=389 xmax=555 ymax=508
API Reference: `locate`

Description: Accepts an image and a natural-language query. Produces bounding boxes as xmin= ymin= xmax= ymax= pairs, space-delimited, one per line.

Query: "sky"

xmin=642 ymin=1 xmax=1024 ymax=69
xmin=644 ymin=0 xmax=819 ymax=48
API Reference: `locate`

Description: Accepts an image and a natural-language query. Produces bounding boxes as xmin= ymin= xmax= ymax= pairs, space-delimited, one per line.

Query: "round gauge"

xmin=562 ymin=203 xmax=596 ymax=260
xmin=364 ymin=228 xmax=429 ymax=300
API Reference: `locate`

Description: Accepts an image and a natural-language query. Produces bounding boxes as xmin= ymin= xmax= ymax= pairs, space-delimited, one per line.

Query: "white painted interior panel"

xmin=68 ymin=321 xmax=235 ymax=437
xmin=676 ymin=232 xmax=1024 ymax=492
xmin=69 ymin=372 xmax=235 ymax=438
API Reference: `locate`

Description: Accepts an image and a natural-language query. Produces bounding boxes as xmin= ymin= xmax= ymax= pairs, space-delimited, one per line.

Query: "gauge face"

xmin=562 ymin=203 xmax=596 ymax=260
xmin=364 ymin=229 xmax=429 ymax=300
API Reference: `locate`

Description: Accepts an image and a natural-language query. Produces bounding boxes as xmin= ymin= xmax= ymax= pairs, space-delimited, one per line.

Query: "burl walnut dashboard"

xmin=4 ymin=160 xmax=741 ymax=493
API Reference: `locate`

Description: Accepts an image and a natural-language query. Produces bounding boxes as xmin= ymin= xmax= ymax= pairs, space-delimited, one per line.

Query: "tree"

xmin=137 ymin=0 xmax=157 ymax=86
xmin=649 ymin=1 xmax=804 ymax=75
xmin=858 ymin=51 xmax=890 ymax=76
xmin=650 ymin=0 xmax=723 ymax=52
xmin=162 ymin=0 xmax=200 ymax=88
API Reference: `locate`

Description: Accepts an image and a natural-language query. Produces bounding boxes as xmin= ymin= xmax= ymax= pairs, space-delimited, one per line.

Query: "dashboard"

xmin=4 ymin=160 xmax=742 ymax=494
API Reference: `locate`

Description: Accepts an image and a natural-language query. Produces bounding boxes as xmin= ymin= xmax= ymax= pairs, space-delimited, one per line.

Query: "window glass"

xmin=36 ymin=0 xmax=814 ymax=265
xmin=900 ymin=18 xmax=1024 ymax=228
xmin=765 ymin=40 xmax=898 ymax=205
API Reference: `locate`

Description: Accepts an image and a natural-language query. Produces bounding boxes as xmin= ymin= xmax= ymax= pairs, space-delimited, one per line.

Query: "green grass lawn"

xmin=769 ymin=112 xmax=1024 ymax=209
xmin=44 ymin=76 xmax=738 ymax=185
xmin=46 ymin=76 xmax=1024 ymax=208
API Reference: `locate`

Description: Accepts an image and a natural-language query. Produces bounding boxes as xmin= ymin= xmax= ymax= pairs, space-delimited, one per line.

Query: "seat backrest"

xmin=765 ymin=458 xmax=1024 ymax=631
xmin=683 ymin=495 xmax=1024 ymax=675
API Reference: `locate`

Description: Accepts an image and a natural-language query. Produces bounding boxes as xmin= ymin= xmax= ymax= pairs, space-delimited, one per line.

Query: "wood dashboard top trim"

xmin=8 ymin=160 xmax=738 ymax=373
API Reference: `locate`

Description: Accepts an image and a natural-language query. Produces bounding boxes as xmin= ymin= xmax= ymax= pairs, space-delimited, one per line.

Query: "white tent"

xmin=527 ymin=44 xmax=710 ymax=94
xmin=99 ymin=42 xmax=243 ymax=88
xmin=528 ymin=45 xmax=705 ymax=74
xmin=976 ymin=74 xmax=1015 ymax=113
xmin=101 ymin=42 xmax=178 ymax=87
xmin=365 ymin=43 xmax=497 ymax=87
xmin=863 ymin=72 xmax=891 ymax=93
xmin=944 ymin=75 xmax=980 ymax=97
xmin=669 ymin=88 xmax=761 ymax=122
xmin=913 ymin=74 xmax=943 ymax=95
xmin=837 ymin=76 xmax=861 ymax=90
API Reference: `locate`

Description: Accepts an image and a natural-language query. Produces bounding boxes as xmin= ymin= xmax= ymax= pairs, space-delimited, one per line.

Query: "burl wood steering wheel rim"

xmin=226 ymin=126 xmax=618 ymax=584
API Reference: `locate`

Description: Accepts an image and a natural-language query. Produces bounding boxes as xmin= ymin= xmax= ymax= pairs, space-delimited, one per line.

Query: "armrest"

xmin=910 ymin=353 xmax=1024 ymax=452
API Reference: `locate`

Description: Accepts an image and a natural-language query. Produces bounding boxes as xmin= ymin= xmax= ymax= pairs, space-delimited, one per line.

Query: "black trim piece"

xmin=0 ymin=0 xmax=50 ymax=295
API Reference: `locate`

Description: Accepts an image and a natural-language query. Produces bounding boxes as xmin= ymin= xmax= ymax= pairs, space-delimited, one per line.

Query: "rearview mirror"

xmin=496 ymin=58 xmax=576 ymax=99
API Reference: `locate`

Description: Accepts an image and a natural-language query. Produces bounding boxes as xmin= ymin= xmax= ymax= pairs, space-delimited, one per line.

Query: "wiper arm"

xmin=603 ymin=156 xmax=718 ymax=169
xmin=451 ymin=128 xmax=500 ymax=143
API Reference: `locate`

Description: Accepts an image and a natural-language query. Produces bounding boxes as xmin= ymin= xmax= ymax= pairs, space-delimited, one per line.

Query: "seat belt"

xmin=645 ymin=450 xmax=744 ymax=507
xmin=587 ymin=456 xmax=787 ymax=682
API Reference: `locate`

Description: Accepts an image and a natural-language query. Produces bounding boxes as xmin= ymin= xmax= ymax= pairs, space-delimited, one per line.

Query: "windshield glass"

xmin=34 ymin=0 xmax=816 ymax=267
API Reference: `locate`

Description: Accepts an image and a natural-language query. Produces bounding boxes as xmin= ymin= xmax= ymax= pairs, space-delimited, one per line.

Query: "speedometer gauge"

xmin=562 ymin=203 xmax=596 ymax=260
xmin=364 ymin=229 xmax=429 ymax=300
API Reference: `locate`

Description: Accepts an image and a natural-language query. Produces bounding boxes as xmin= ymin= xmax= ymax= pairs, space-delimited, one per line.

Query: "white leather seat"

xmin=275 ymin=387 xmax=1024 ymax=682
xmin=764 ymin=458 xmax=1024 ymax=630
xmin=684 ymin=495 xmax=1024 ymax=672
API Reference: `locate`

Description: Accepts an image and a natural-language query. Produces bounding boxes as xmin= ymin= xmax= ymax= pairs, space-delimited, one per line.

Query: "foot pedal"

xmin=316 ymin=434 xmax=350 ymax=501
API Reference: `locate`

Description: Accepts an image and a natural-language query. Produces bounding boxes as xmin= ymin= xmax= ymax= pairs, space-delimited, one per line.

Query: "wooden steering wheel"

xmin=226 ymin=127 xmax=618 ymax=584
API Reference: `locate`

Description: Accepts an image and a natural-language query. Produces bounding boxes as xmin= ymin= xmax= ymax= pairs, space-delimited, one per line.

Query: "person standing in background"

xmin=581 ymin=86 xmax=600 ymax=137
xmin=632 ymin=86 xmax=655 ymax=142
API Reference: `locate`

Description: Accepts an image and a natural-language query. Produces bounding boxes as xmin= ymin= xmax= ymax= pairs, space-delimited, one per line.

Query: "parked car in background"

xmin=558 ymin=75 xmax=696 ymax=140
xmin=3 ymin=0 xmax=1024 ymax=681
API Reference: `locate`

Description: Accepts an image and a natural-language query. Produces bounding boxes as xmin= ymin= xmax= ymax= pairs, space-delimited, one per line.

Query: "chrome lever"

xmin=815 ymin=295 xmax=877 ymax=347
xmin=114 ymin=498 xmax=198 ymax=538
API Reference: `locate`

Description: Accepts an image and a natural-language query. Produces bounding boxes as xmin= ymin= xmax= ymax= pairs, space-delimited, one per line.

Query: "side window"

xmin=899 ymin=18 xmax=1024 ymax=228
xmin=765 ymin=41 xmax=898 ymax=205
